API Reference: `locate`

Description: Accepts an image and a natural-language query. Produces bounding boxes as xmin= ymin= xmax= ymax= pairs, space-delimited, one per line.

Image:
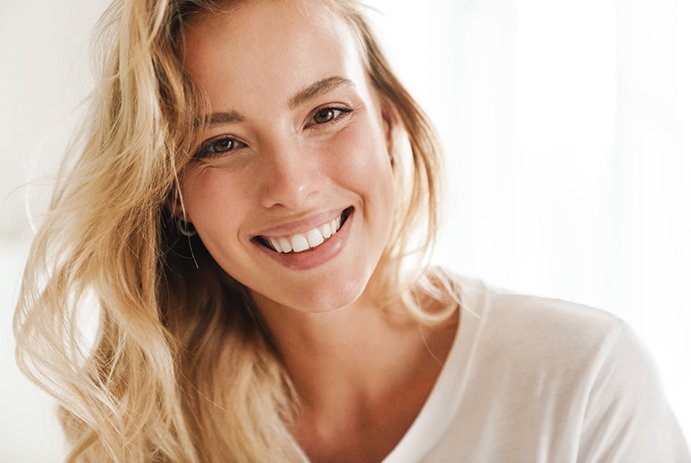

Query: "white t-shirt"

xmin=381 ymin=277 xmax=690 ymax=463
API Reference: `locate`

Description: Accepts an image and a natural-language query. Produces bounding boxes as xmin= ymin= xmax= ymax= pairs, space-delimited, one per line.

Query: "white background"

xmin=1 ymin=0 xmax=690 ymax=460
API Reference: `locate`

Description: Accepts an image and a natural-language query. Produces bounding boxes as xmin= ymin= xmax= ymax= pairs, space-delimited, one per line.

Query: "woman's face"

xmin=180 ymin=0 xmax=395 ymax=313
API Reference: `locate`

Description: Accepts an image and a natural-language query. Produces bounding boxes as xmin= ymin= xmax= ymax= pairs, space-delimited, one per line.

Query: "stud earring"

xmin=176 ymin=217 xmax=197 ymax=237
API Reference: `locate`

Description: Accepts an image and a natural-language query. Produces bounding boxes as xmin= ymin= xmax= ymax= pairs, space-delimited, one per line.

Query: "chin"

xmin=264 ymin=271 xmax=373 ymax=314
xmin=304 ymin=280 xmax=370 ymax=313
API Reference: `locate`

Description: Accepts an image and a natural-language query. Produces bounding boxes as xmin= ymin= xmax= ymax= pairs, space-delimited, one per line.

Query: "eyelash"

xmin=193 ymin=106 xmax=353 ymax=159
xmin=306 ymin=106 xmax=353 ymax=127
xmin=194 ymin=136 xmax=247 ymax=160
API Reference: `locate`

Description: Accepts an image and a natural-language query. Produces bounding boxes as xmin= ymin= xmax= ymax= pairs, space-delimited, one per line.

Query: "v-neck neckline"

xmin=291 ymin=277 xmax=485 ymax=463
xmin=381 ymin=277 xmax=482 ymax=462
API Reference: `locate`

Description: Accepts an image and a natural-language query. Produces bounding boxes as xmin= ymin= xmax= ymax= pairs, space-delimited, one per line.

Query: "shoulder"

xmin=455 ymin=275 xmax=625 ymax=367
xmin=448 ymin=275 xmax=690 ymax=461
xmin=449 ymin=275 xmax=665 ymax=415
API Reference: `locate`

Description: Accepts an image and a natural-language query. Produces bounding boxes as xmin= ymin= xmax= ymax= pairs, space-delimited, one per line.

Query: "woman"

xmin=14 ymin=0 xmax=689 ymax=462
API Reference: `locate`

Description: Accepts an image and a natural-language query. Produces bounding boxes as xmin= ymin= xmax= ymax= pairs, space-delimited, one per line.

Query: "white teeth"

xmin=319 ymin=223 xmax=332 ymax=239
xmin=278 ymin=237 xmax=292 ymax=253
xmin=262 ymin=213 xmax=346 ymax=253
xmin=306 ymin=229 xmax=325 ymax=247
xmin=269 ymin=238 xmax=281 ymax=252
xmin=290 ymin=234 xmax=310 ymax=252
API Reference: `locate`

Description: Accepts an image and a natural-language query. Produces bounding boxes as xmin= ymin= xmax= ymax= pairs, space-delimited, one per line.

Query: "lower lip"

xmin=255 ymin=211 xmax=353 ymax=270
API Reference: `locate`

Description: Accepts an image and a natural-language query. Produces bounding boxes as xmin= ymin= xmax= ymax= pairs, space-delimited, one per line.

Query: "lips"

xmin=254 ymin=207 xmax=354 ymax=253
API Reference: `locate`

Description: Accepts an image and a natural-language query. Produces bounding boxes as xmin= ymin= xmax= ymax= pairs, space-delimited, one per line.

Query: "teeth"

xmin=306 ymin=229 xmax=325 ymax=247
xmin=319 ymin=223 xmax=332 ymax=239
xmin=290 ymin=234 xmax=310 ymax=252
xmin=278 ymin=237 xmax=292 ymax=253
xmin=262 ymin=214 xmax=345 ymax=254
xmin=269 ymin=238 xmax=281 ymax=251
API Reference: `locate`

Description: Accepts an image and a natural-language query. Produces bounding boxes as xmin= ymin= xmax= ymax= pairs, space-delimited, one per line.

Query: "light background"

xmin=1 ymin=0 xmax=689 ymax=460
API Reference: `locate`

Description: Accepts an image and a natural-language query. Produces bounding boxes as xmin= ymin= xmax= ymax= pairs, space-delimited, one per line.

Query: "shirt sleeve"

xmin=577 ymin=323 xmax=691 ymax=463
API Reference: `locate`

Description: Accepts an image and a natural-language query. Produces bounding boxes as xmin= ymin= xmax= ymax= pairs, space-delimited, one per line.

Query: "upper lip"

xmin=253 ymin=207 xmax=347 ymax=238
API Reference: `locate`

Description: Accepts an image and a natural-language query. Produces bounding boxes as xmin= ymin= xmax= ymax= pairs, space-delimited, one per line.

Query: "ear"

xmin=379 ymin=96 xmax=400 ymax=162
xmin=165 ymin=186 xmax=185 ymax=219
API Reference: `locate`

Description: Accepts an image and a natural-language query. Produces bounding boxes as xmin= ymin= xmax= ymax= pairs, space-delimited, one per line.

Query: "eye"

xmin=194 ymin=135 xmax=246 ymax=159
xmin=307 ymin=106 xmax=352 ymax=127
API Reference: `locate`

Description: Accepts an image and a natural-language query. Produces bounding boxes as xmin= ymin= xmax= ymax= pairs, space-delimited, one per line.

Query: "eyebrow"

xmin=207 ymin=110 xmax=244 ymax=126
xmin=287 ymin=76 xmax=353 ymax=109
xmin=202 ymin=76 xmax=354 ymax=128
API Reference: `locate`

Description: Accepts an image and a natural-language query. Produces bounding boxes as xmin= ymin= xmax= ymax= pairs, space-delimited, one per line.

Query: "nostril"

xmin=258 ymin=155 xmax=325 ymax=210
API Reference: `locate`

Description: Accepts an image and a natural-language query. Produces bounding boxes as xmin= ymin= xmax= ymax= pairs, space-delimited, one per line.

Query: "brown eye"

xmin=307 ymin=107 xmax=352 ymax=127
xmin=313 ymin=108 xmax=336 ymax=124
xmin=194 ymin=135 xmax=246 ymax=159
xmin=212 ymin=137 xmax=235 ymax=153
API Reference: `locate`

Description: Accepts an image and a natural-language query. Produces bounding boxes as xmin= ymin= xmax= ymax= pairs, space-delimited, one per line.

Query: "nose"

xmin=258 ymin=139 xmax=324 ymax=210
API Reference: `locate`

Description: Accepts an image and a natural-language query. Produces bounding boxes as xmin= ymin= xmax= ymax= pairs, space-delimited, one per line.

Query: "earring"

xmin=176 ymin=217 xmax=197 ymax=237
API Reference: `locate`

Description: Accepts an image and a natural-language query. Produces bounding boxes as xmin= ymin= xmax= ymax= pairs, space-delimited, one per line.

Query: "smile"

xmin=255 ymin=207 xmax=354 ymax=253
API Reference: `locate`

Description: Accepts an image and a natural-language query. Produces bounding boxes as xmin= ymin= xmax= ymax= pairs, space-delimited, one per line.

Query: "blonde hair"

xmin=14 ymin=0 xmax=457 ymax=461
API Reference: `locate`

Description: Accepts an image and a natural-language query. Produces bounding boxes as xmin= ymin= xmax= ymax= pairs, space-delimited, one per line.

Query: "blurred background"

xmin=1 ymin=0 xmax=689 ymax=460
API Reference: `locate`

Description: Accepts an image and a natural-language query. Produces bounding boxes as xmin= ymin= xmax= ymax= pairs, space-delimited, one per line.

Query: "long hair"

xmin=13 ymin=0 xmax=455 ymax=461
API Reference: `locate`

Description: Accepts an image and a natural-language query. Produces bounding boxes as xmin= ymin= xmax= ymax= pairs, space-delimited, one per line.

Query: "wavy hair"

xmin=14 ymin=0 xmax=457 ymax=461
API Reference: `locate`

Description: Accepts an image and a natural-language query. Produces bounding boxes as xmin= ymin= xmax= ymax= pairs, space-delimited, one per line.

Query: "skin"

xmin=180 ymin=0 xmax=393 ymax=316
xmin=180 ymin=1 xmax=458 ymax=461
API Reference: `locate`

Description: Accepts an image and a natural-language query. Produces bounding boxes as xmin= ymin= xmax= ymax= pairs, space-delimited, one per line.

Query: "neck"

xmin=252 ymin=288 xmax=424 ymax=412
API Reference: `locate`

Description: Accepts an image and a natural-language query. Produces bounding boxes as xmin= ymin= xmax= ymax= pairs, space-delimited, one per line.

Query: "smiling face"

xmin=179 ymin=0 xmax=396 ymax=313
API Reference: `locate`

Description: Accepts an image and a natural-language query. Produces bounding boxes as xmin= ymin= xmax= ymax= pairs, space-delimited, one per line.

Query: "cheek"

xmin=329 ymin=118 xmax=393 ymax=191
xmin=180 ymin=167 xmax=249 ymax=235
xmin=329 ymin=119 xmax=396 ymax=246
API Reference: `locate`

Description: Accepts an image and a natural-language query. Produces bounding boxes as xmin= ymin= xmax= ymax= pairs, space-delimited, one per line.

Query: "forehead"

xmin=180 ymin=0 xmax=368 ymax=108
